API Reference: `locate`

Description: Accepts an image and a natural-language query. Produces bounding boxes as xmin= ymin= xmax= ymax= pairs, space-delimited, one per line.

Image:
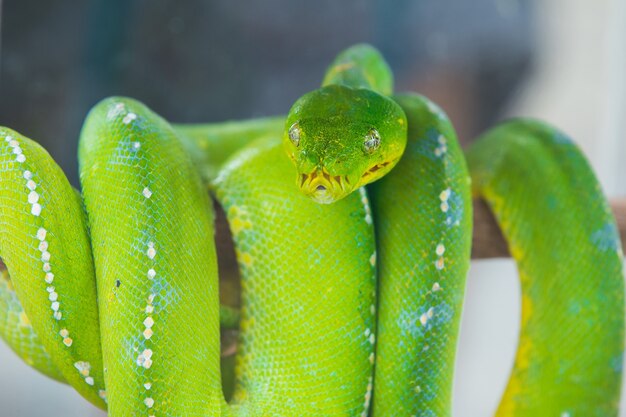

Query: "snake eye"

xmin=289 ymin=123 xmax=301 ymax=147
xmin=363 ymin=129 xmax=381 ymax=153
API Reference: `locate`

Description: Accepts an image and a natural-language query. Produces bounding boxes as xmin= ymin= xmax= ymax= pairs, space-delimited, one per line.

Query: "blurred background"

xmin=0 ymin=0 xmax=624 ymax=415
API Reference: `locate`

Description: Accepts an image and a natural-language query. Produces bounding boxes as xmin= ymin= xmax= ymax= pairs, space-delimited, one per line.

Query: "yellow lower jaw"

xmin=297 ymin=171 xmax=351 ymax=204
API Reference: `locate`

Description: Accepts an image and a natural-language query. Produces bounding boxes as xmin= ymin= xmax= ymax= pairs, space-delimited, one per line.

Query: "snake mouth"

xmin=298 ymin=169 xmax=350 ymax=204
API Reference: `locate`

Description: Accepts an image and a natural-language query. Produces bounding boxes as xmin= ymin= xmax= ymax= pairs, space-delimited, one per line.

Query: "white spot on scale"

xmin=436 ymin=243 xmax=445 ymax=256
xmin=420 ymin=307 xmax=436 ymax=327
xmin=51 ymin=302 xmax=60 ymax=311
xmin=137 ymin=349 xmax=153 ymax=369
xmin=63 ymin=338 xmax=73 ymax=347
xmin=142 ymin=187 xmax=152 ymax=199
xmin=38 ymin=241 xmax=48 ymax=252
xmin=144 ymin=382 xmax=152 ymax=390
xmin=143 ymin=328 xmax=153 ymax=339
xmin=59 ymin=329 xmax=69 ymax=338
xmin=144 ymin=317 xmax=154 ymax=328
xmin=45 ymin=272 xmax=54 ymax=283
xmin=5 ymin=136 xmax=13 ymax=142
xmin=16 ymin=154 xmax=26 ymax=163
xmin=361 ymin=376 xmax=373 ymax=414
xmin=41 ymin=251 xmax=51 ymax=262
xmin=147 ymin=269 xmax=156 ymax=279
xmin=107 ymin=103 xmax=125 ymax=120
xmin=144 ymin=397 xmax=154 ymax=408
xmin=74 ymin=361 xmax=90 ymax=375
xmin=23 ymin=170 xmax=32 ymax=180
xmin=36 ymin=228 xmax=47 ymax=241
xmin=28 ymin=191 xmax=39 ymax=204
xmin=43 ymin=263 xmax=51 ymax=272
xmin=49 ymin=292 xmax=58 ymax=301
xmin=432 ymin=282 xmax=441 ymax=292
xmin=13 ymin=146 xmax=22 ymax=155
xmin=26 ymin=180 xmax=36 ymax=191
xmin=85 ymin=377 xmax=94 ymax=386
xmin=9 ymin=140 xmax=19 ymax=148
xmin=358 ymin=187 xmax=373 ymax=225
xmin=123 ymin=112 xmax=137 ymax=124
xmin=146 ymin=242 xmax=156 ymax=259
xmin=426 ymin=100 xmax=445 ymax=118
xmin=54 ymin=311 xmax=62 ymax=320
xmin=132 ymin=142 xmax=141 ymax=150
xmin=439 ymin=188 xmax=451 ymax=201
xmin=31 ymin=203 xmax=42 ymax=216
xmin=435 ymin=257 xmax=445 ymax=270
xmin=434 ymin=134 xmax=448 ymax=157
xmin=145 ymin=305 xmax=154 ymax=314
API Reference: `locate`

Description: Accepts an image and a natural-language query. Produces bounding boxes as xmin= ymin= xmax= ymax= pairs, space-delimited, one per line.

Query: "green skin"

xmin=0 ymin=44 xmax=623 ymax=416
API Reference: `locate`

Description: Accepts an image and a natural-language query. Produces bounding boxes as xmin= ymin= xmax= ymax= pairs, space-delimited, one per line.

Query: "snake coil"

xmin=0 ymin=44 xmax=623 ymax=416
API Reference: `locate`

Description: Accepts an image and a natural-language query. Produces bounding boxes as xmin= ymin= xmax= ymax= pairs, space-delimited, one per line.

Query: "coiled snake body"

xmin=0 ymin=45 xmax=623 ymax=416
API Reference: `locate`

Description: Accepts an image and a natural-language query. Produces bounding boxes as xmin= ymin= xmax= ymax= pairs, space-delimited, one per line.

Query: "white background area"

xmin=1 ymin=0 xmax=625 ymax=415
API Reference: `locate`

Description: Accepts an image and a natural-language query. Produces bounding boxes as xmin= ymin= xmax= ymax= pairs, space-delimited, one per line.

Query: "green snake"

xmin=0 ymin=44 xmax=623 ymax=416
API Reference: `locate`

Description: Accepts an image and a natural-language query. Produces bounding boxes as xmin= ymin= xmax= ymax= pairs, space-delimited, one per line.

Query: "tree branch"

xmin=471 ymin=198 xmax=626 ymax=258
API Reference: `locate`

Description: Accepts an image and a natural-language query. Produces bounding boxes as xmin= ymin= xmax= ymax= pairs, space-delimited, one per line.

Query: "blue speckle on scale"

xmin=591 ymin=222 xmax=620 ymax=252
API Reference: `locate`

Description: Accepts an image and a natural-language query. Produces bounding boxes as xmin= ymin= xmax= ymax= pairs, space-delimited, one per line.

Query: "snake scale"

xmin=0 ymin=44 xmax=623 ymax=416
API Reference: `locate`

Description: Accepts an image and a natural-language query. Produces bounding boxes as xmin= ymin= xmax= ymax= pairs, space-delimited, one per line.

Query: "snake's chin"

xmin=309 ymin=190 xmax=337 ymax=204
xmin=300 ymin=184 xmax=352 ymax=204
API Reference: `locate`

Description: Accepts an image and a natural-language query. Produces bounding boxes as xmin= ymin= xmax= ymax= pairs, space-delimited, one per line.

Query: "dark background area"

xmin=0 ymin=0 xmax=533 ymax=185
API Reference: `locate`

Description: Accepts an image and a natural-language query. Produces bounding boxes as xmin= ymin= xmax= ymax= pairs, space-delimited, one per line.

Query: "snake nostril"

xmin=316 ymin=185 xmax=327 ymax=192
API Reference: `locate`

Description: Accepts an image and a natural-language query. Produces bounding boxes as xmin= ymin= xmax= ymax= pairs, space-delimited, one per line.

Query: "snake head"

xmin=284 ymin=84 xmax=407 ymax=204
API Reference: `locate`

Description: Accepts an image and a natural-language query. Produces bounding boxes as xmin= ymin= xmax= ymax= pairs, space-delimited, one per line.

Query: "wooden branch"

xmin=214 ymin=197 xmax=626 ymax=263
xmin=0 ymin=199 xmax=623 ymax=272
xmin=471 ymin=199 xmax=509 ymax=259
xmin=471 ymin=198 xmax=626 ymax=259
xmin=613 ymin=198 xmax=626 ymax=254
